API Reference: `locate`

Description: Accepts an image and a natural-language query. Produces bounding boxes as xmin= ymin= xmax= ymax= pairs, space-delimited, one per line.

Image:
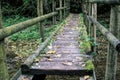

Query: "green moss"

xmin=85 ymin=60 xmax=94 ymax=70
xmin=79 ymin=14 xmax=91 ymax=54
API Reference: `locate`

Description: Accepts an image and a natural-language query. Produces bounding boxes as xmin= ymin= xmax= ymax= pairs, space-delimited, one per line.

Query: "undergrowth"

xmin=3 ymin=15 xmax=55 ymax=41
xmin=79 ymin=14 xmax=91 ymax=54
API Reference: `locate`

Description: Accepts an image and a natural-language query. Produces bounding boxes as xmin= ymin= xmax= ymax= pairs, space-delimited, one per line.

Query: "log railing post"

xmin=59 ymin=0 xmax=62 ymax=21
xmin=37 ymin=0 xmax=44 ymax=42
xmin=105 ymin=5 xmax=120 ymax=80
xmin=63 ymin=0 xmax=66 ymax=18
xmin=88 ymin=2 xmax=92 ymax=37
xmin=91 ymin=3 xmax=97 ymax=53
xmin=0 ymin=1 xmax=9 ymax=80
xmin=52 ymin=0 xmax=56 ymax=25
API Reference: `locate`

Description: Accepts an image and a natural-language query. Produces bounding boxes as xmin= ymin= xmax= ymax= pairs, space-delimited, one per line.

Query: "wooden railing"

xmin=82 ymin=0 xmax=120 ymax=80
xmin=0 ymin=0 xmax=70 ymax=80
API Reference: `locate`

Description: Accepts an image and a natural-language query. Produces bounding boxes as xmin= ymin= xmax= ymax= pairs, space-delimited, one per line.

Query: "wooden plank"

xmin=30 ymin=69 xmax=93 ymax=76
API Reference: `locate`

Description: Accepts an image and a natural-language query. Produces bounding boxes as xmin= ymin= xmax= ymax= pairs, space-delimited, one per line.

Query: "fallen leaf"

xmin=55 ymin=54 xmax=62 ymax=58
xmin=22 ymin=76 xmax=29 ymax=80
xmin=48 ymin=46 xmax=52 ymax=49
xmin=82 ymin=63 xmax=86 ymax=67
xmin=76 ymin=57 xmax=83 ymax=61
xmin=62 ymin=62 xmax=73 ymax=66
xmin=84 ymin=75 xmax=90 ymax=80
xmin=47 ymin=58 xmax=53 ymax=61
xmin=47 ymin=50 xmax=56 ymax=54
xmin=34 ymin=58 xmax=39 ymax=63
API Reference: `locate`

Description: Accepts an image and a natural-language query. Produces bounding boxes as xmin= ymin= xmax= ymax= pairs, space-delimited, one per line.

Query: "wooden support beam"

xmin=88 ymin=3 xmax=92 ymax=37
xmin=52 ymin=0 xmax=56 ymax=25
xmin=37 ymin=0 xmax=44 ymax=42
xmin=0 ymin=1 xmax=9 ymax=80
xmin=91 ymin=3 xmax=97 ymax=52
xmin=63 ymin=0 xmax=66 ymax=18
xmin=105 ymin=5 xmax=120 ymax=80
xmin=56 ymin=7 xmax=67 ymax=11
xmin=0 ymin=12 xmax=58 ymax=41
xmin=59 ymin=0 xmax=63 ymax=21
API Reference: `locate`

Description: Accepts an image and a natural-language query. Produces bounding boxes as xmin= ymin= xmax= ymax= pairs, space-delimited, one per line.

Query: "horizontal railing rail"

xmin=0 ymin=12 xmax=58 ymax=41
xmin=88 ymin=16 xmax=120 ymax=52
xmin=56 ymin=7 xmax=67 ymax=11
xmin=84 ymin=0 xmax=120 ymax=4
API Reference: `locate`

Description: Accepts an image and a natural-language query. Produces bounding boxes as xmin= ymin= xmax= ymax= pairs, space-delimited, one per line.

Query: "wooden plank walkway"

xmin=18 ymin=14 xmax=94 ymax=80
xmin=27 ymin=14 xmax=93 ymax=76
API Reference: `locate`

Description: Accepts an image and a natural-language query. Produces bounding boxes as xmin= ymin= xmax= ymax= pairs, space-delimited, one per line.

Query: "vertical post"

xmin=59 ymin=0 xmax=62 ymax=21
xmin=91 ymin=3 xmax=97 ymax=52
xmin=0 ymin=1 xmax=9 ymax=80
xmin=88 ymin=3 xmax=92 ymax=37
xmin=37 ymin=0 xmax=44 ymax=42
xmin=63 ymin=0 xmax=66 ymax=18
xmin=52 ymin=0 xmax=56 ymax=25
xmin=105 ymin=5 xmax=120 ymax=80
xmin=66 ymin=0 xmax=70 ymax=16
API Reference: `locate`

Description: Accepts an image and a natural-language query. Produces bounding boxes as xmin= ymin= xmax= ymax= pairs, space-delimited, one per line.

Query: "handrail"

xmin=56 ymin=7 xmax=67 ymax=11
xmin=84 ymin=0 xmax=120 ymax=4
xmin=0 ymin=12 xmax=58 ymax=41
xmin=88 ymin=16 xmax=120 ymax=52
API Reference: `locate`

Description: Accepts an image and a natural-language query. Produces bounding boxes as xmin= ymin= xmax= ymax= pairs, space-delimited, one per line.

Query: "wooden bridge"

xmin=0 ymin=0 xmax=120 ymax=80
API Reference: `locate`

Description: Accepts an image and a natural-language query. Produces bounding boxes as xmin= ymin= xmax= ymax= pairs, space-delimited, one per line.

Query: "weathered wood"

xmin=84 ymin=0 xmax=120 ymax=4
xmin=88 ymin=16 xmax=120 ymax=52
xmin=52 ymin=0 xmax=56 ymax=24
xmin=0 ymin=1 xmax=9 ymax=79
xmin=10 ymin=69 xmax=21 ymax=80
xmin=21 ymin=18 xmax=65 ymax=71
xmin=105 ymin=5 xmax=120 ymax=80
xmin=91 ymin=3 xmax=97 ymax=52
xmin=88 ymin=3 xmax=92 ymax=37
xmin=0 ymin=12 xmax=58 ymax=41
xmin=37 ymin=0 xmax=44 ymax=42
xmin=56 ymin=7 xmax=67 ymax=11
xmin=63 ymin=0 xmax=66 ymax=18
xmin=59 ymin=0 xmax=63 ymax=21
xmin=22 ymin=14 xmax=94 ymax=77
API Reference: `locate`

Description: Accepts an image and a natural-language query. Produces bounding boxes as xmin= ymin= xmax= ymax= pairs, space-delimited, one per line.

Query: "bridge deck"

xmin=28 ymin=14 xmax=93 ymax=76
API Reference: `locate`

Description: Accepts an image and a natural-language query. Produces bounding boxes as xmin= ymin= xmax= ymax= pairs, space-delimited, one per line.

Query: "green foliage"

xmin=85 ymin=60 xmax=94 ymax=70
xmin=79 ymin=14 xmax=91 ymax=54
xmin=3 ymin=15 xmax=56 ymax=41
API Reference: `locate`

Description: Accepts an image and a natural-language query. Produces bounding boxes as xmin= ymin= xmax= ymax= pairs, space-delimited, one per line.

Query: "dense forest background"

xmin=1 ymin=0 xmax=110 ymax=17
